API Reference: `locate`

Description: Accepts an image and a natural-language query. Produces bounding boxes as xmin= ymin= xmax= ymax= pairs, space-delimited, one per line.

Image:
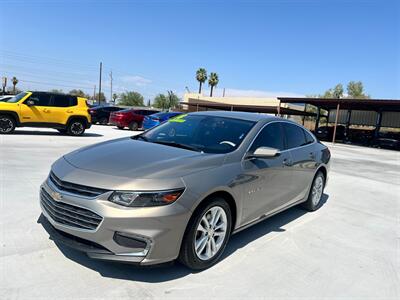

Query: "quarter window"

xmin=52 ymin=94 xmax=76 ymax=107
xmin=304 ymin=129 xmax=315 ymax=144
xmin=249 ymin=122 xmax=285 ymax=152
xmin=283 ymin=123 xmax=307 ymax=149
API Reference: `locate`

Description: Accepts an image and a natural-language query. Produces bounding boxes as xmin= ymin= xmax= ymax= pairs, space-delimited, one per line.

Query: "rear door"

xmin=19 ymin=92 xmax=52 ymax=123
xmin=48 ymin=94 xmax=77 ymax=125
xmin=282 ymin=122 xmax=317 ymax=203
xmin=241 ymin=122 xmax=293 ymax=224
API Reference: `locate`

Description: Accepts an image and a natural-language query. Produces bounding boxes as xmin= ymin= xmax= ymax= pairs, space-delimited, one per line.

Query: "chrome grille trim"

xmin=49 ymin=171 xmax=108 ymax=198
xmin=40 ymin=188 xmax=103 ymax=231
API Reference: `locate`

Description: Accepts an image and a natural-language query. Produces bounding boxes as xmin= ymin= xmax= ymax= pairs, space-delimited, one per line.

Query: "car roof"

xmin=189 ymin=110 xmax=281 ymax=122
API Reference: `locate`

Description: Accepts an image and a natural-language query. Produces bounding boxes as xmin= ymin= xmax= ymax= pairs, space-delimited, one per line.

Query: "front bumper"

xmin=39 ymin=179 xmax=191 ymax=265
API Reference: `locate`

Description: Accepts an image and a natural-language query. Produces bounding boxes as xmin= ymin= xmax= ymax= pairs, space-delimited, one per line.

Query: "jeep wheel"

xmin=0 ymin=115 xmax=16 ymax=134
xmin=67 ymin=120 xmax=85 ymax=136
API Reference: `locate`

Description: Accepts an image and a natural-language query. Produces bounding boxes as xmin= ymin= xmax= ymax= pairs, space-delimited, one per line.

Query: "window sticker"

xmin=169 ymin=114 xmax=188 ymax=123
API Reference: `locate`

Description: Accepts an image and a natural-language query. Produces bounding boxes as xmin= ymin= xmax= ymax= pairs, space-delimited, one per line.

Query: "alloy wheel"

xmin=70 ymin=122 xmax=84 ymax=135
xmin=0 ymin=117 xmax=13 ymax=133
xmin=195 ymin=206 xmax=228 ymax=261
xmin=311 ymin=175 xmax=324 ymax=206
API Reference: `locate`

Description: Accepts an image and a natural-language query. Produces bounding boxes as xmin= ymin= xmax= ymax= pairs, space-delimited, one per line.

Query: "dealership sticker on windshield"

xmin=169 ymin=114 xmax=187 ymax=123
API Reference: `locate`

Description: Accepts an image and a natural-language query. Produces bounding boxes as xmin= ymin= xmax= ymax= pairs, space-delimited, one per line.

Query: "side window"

xmin=249 ymin=122 xmax=285 ymax=152
xmin=283 ymin=123 xmax=307 ymax=149
xmin=304 ymin=129 xmax=315 ymax=144
xmin=70 ymin=96 xmax=77 ymax=106
xmin=52 ymin=94 xmax=72 ymax=107
xmin=28 ymin=93 xmax=52 ymax=106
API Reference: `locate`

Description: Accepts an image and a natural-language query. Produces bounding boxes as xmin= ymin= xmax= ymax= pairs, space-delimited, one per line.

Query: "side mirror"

xmin=249 ymin=147 xmax=280 ymax=159
xmin=26 ymin=99 xmax=36 ymax=106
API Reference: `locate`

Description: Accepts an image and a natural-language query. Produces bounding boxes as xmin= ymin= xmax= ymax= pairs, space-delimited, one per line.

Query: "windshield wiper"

xmin=152 ymin=140 xmax=201 ymax=152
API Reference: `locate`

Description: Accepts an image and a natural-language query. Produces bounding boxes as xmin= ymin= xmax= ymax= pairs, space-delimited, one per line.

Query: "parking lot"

xmin=1 ymin=125 xmax=399 ymax=299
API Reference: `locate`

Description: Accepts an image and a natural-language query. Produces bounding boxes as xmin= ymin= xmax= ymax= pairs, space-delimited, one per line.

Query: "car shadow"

xmin=39 ymin=194 xmax=329 ymax=282
xmin=13 ymin=130 xmax=103 ymax=137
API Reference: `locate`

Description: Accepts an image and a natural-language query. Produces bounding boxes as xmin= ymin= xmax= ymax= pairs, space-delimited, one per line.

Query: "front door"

xmin=19 ymin=92 xmax=52 ymax=124
xmin=241 ymin=122 xmax=293 ymax=225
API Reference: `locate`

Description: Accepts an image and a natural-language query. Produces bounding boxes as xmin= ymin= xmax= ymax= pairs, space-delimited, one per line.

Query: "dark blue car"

xmin=142 ymin=111 xmax=183 ymax=130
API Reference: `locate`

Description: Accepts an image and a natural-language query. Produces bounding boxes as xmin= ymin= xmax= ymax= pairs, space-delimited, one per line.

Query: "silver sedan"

xmin=39 ymin=111 xmax=330 ymax=270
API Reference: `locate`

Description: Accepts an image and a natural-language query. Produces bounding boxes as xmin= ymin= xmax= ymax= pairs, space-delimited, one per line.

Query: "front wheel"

xmin=67 ymin=120 xmax=85 ymax=136
xmin=99 ymin=117 xmax=108 ymax=125
xmin=179 ymin=198 xmax=232 ymax=270
xmin=128 ymin=121 xmax=139 ymax=131
xmin=0 ymin=115 xmax=16 ymax=134
xmin=302 ymin=171 xmax=325 ymax=211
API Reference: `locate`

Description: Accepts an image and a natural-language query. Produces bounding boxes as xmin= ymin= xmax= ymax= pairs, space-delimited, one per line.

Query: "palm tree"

xmin=208 ymin=72 xmax=219 ymax=97
xmin=12 ymin=77 xmax=18 ymax=94
xmin=196 ymin=68 xmax=207 ymax=94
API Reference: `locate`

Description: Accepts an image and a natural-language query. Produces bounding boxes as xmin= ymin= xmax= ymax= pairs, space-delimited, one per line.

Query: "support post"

xmin=315 ymin=107 xmax=321 ymax=131
xmin=373 ymin=110 xmax=382 ymax=144
xmin=277 ymin=99 xmax=281 ymax=116
xmin=332 ymin=103 xmax=340 ymax=144
xmin=345 ymin=110 xmax=352 ymax=142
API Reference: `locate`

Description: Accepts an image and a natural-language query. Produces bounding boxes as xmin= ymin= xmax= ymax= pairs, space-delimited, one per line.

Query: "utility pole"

xmin=93 ymin=85 xmax=96 ymax=101
xmin=223 ymin=88 xmax=226 ymax=97
xmin=109 ymin=71 xmax=113 ymax=104
xmin=98 ymin=62 xmax=102 ymax=105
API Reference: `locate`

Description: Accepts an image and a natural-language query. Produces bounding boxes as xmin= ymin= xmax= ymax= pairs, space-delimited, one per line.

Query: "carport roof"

xmin=278 ymin=97 xmax=400 ymax=112
xmin=181 ymin=100 xmax=315 ymax=116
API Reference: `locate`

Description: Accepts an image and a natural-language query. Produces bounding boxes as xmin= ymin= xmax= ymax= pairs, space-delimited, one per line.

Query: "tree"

xmin=69 ymin=89 xmax=90 ymax=98
xmin=153 ymin=94 xmax=168 ymax=110
xmin=94 ymin=92 xmax=106 ymax=103
xmin=11 ymin=77 xmax=18 ymax=94
xmin=112 ymin=93 xmax=118 ymax=103
xmin=332 ymin=84 xmax=344 ymax=99
xmin=196 ymin=68 xmax=207 ymax=94
xmin=153 ymin=92 xmax=180 ymax=110
xmin=347 ymin=81 xmax=369 ymax=98
xmin=49 ymin=89 xmax=63 ymax=93
xmin=208 ymin=72 xmax=219 ymax=97
xmin=118 ymin=91 xmax=144 ymax=106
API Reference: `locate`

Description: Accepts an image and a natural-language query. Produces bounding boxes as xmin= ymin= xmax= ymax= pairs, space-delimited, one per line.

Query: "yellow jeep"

xmin=0 ymin=91 xmax=91 ymax=135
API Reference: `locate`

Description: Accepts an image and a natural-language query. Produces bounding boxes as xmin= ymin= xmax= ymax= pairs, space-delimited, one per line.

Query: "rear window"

xmin=283 ymin=123 xmax=308 ymax=149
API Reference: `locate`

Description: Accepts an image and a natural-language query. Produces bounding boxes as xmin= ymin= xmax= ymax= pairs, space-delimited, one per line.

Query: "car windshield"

xmin=6 ymin=92 xmax=28 ymax=103
xmin=137 ymin=114 xmax=255 ymax=153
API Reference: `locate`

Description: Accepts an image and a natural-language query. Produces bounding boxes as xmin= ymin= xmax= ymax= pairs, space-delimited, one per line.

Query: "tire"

xmin=129 ymin=121 xmax=139 ymax=131
xmin=301 ymin=171 xmax=325 ymax=211
xmin=0 ymin=115 xmax=16 ymax=134
xmin=99 ymin=117 xmax=108 ymax=125
xmin=117 ymin=126 xmax=124 ymax=130
xmin=67 ymin=119 xmax=85 ymax=136
xmin=179 ymin=197 xmax=232 ymax=270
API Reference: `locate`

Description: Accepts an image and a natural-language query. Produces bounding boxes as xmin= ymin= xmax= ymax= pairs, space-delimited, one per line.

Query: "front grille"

xmin=49 ymin=172 xmax=108 ymax=198
xmin=40 ymin=188 xmax=103 ymax=231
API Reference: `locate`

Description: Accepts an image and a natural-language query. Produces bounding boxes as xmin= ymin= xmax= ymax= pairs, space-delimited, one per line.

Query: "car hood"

xmin=63 ymin=137 xmax=225 ymax=180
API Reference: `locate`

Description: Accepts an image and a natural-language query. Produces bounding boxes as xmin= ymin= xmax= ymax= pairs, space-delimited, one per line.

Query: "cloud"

xmin=120 ymin=75 xmax=152 ymax=87
xmin=216 ymin=88 xmax=304 ymax=98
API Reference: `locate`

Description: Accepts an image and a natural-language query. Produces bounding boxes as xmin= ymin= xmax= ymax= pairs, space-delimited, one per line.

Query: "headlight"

xmin=108 ymin=188 xmax=185 ymax=207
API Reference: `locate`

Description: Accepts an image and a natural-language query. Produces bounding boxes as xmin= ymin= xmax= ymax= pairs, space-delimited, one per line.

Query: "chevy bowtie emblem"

xmin=50 ymin=190 xmax=63 ymax=201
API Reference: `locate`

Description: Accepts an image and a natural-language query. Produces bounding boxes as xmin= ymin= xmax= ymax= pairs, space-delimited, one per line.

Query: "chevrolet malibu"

xmin=40 ymin=111 xmax=330 ymax=270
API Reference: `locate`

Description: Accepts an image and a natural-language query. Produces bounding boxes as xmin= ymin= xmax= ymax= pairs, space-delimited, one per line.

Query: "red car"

xmin=109 ymin=108 xmax=159 ymax=130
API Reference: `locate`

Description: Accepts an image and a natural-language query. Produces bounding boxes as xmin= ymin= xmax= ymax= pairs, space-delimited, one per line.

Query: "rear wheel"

xmin=0 ymin=115 xmax=16 ymax=134
xmin=67 ymin=119 xmax=85 ymax=136
xmin=117 ymin=126 xmax=124 ymax=130
xmin=302 ymin=171 xmax=325 ymax=211
xmin=129 ymin=121 xmax=139 ymax=131
xmin=99 ymin=117 xmax=108 ymax=125
xmin=179 ymin=197 xmax=232 ymax=270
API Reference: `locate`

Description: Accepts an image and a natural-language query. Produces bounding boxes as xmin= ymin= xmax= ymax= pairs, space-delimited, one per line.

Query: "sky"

xmin=0 ymin=0 xmax=399 ymax=101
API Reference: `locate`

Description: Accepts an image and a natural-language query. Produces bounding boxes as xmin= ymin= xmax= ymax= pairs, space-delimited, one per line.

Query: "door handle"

xmin=309 ymin=152 xmax=316 ymax=159
xmin=283 ymin=159 xmax=293 ymax=167
xmin=43 ymin=108 xmax=50 ymax=113
xmin=66 ymin=110 xmax=73 ymax=113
